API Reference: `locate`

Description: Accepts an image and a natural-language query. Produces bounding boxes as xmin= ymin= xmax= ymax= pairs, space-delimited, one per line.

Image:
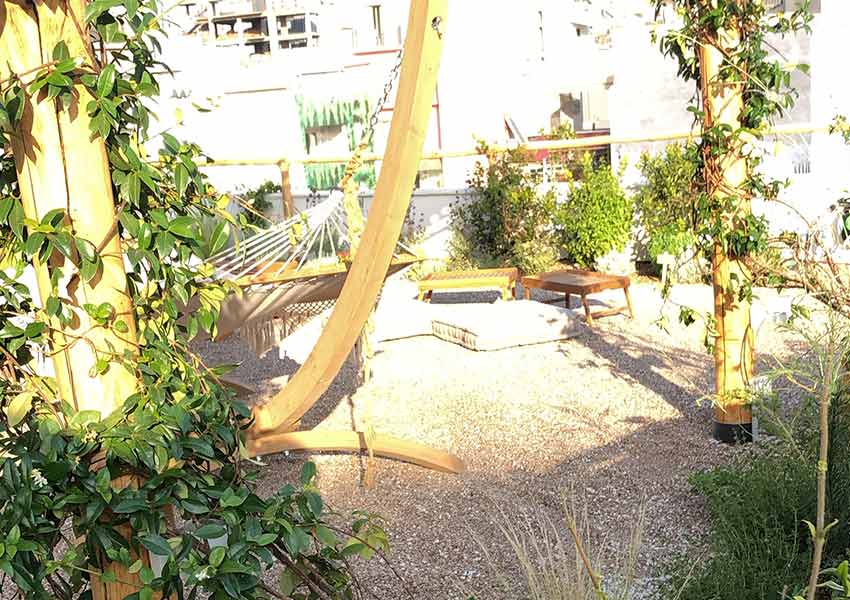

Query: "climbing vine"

xmin=0 ymin=1 xmax=385 ymax=598
xmin=654 ymin=0 xmax=811 ymax=266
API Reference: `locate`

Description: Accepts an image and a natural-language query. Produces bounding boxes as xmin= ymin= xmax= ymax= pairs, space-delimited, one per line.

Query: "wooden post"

xmin=699 ymin=26 xmax=755 ymax=442
xmin=251 ymin=0 xmax=447 ymax=434
xmin=278 ymin=159 xmax=295 ymax=219
xmin=0 ymin=1 xmax=150 ymax=597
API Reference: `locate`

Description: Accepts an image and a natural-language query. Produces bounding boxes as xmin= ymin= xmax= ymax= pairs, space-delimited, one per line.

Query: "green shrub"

xmin=645 ymin=223 xmax=696 ymax=262
xmin=242 ymin=180 xmax=278 ymax=227
xmin=634 ymin=142 xmax=698 ymax=241
xmin=555 ymin=153 xmax=632 ymax=268
xmin=512 ymin=240 xmax=560 ymax=275
xmin=659 ymin=448 xmax=815 ymax=600
xmin=449 ymin=144 xmax=559 ymax=273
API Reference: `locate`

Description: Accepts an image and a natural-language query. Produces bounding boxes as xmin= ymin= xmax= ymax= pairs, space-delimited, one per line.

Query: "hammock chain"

xmin=339 ymin=46 xmax=403 ymax=488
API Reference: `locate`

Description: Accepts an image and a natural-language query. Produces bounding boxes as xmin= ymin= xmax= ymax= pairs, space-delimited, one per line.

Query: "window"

xmin=280 ymin=38 xmax=308 ymax=49
xmin=370 ymin=4 xmax=383 ymax=46
xmin=284 ymin=14 xmax=306 ymax=34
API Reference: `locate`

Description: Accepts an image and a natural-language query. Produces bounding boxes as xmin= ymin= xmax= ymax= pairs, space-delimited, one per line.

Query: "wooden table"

xmin=417 ymin=267 xmax=519 ymax=302
xmin=521 ymin=269 xmax=633 ymax=325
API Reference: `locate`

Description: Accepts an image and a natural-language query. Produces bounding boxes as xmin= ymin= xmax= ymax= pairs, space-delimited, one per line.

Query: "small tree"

xmin=449 ymin=143 xmax=559 ymax=273
xmin=555 ymin=153 xmax=633 ymax=269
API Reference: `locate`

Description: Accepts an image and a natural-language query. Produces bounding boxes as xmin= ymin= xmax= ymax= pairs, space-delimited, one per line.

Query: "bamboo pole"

xmin=196 ymin=123 xmax=829 ymax=168
xmin=699 ymin=25 xmax=755 ymax=442
xmin=0 ymin=1 xmax=151 ymax=597
xmin=278 ymin=159 xmax=295 ymax=218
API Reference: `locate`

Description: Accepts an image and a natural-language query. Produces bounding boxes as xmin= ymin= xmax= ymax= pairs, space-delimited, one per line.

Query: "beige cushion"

xmin=431 ymin=300 xmax=582 ymax=351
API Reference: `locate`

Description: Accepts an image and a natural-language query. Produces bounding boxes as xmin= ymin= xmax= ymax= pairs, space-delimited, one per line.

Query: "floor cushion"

xmin=431 ymin=300 xmax=582 ymax=351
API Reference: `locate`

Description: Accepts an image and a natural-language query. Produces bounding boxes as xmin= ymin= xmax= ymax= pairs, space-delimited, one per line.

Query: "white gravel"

xmin=195 ymin=277 xmax=807 ymax=599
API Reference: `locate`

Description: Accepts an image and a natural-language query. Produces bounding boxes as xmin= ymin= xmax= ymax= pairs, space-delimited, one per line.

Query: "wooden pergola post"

xmin=699 ymin=25 xmax=755 ymax=442
xmin=278 ymin=159 xmax=295 ymax=219
xmin=1 ymin=1 xmax=151 ymax=597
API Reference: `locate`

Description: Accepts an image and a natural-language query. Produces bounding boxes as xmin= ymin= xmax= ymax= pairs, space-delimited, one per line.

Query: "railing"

xmin=196 ymin=123 xmax=830 ymax=219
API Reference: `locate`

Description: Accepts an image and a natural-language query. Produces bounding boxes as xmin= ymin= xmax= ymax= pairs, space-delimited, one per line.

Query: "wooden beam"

xmin=247 ymin=430 xmax=465 ymax=474
xmin=1 ymin=2 xmax=151 ymax=597
xmin=1 ymin=0 xmax=139 ymax=416
xmin=250 ymin=0 xmax=448 ymax=434
xmin=699 ymin=26 xmax=754 ymax=442
xmin=278 ymin=159 xmax=295 ymax=219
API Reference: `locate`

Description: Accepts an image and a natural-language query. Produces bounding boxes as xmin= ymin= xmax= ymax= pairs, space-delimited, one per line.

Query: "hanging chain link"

xmin=339 ymin=47 xmax=404 ymax=189
xmin=364 ymin=47 xmax=404 ymax=147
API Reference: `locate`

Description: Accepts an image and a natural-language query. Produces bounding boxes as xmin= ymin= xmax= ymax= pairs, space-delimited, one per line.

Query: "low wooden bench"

xmin=521 ymin=269 xmax=633 ymax=326
xmin=417 ymin=267 xmax=519 ymax=302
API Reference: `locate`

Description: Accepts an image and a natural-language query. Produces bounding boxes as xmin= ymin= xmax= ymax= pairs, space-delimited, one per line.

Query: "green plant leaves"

xmin=5 ymin=392 xmax=34 ymax=427
xmin=194 ymin=524 xmax=226 ymax=539
xmin=96 ymin=65 xmax=117 ymax=98
xmin=0 ymin=1 xmax=386 ymax=597
xmin=168 ymin=216 xmax=195 ymax=238
xmin=139 ymin=534 xmax=171 ymax=557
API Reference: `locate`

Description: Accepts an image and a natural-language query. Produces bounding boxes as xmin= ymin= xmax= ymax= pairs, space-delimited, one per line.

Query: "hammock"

xmin=209 ymin=192 xmax=419 ymax=355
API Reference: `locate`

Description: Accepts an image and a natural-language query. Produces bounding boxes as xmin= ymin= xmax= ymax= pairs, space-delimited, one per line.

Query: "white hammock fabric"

xmin=208 ymin=192 xmax=417 ymax=356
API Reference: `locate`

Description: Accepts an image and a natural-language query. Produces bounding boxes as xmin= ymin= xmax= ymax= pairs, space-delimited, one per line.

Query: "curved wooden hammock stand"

xmin=242 ymin=0 xmax=464 ymax=475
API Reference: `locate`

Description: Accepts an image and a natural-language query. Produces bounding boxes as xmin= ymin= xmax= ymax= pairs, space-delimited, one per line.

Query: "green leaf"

xmin=300 ymin=462 xmax=316 ymax=486
xmin=5 ymin=392 xmax=34 ymax=427
xmin=174 ymin=164 xmax=189 ymax=198
xmin=25 ymin=232 xmax=45 ymax=257
xmin=139 ymin=534 xmax=172 ymax=557
xmin=24 ymin=322 xmax=45 ymax=338
xmin=314 ymin=525 xmax=337 ymax=547
xmin=51 ymin=232 xmax=74 ymax=260
xmin=180 ymin=499 xmax=209 ymax=515
xmin=209 ymin=221 xmax=230 ymax=254
xmin=209 ymin=546 xmax=226 ymax=568
xmin=126 ymin=172 xmax=141 ymax=205
xmin=6 ymin=526 xmax=20 ymax=546
xmin=79 ymin=258 xmax=100 ymax=283
xmin=97 ymin=65 xmax=117 ymax=98
xmin=254 ymin=533 xmax=277 ymax=546
xmin=95 ymin=467 xmax=111 ymax=497
xmin=279 ymin=568 xmax=299 ymax=596
xmin=137 ymin=223 xmax=153 ymax=249
xmin=112 ymin=497 xmax=147 ymax=514
xmin=74 ymin=238 xmax=97 ymax=263
xmin=156 ymin=232 xmax=175 ymax=257
xmin=305 ymin=491 xmax=323 ymax=517
xmin=52 ymin=41 xmax=70 ymax=61
xmin=168 ymin=216 xmax=195 ymax=238
xmin=194 ymin=524 xmax=226 ymax=539
xmin=118 ymin=212 xmax=140 ymax=236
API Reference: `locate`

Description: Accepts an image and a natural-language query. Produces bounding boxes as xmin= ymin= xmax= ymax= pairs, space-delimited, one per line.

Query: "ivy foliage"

xmin=0 ymin=1 xmax=385 ymax=598
xmin=653 ymin=0 xmax=812 ymax=261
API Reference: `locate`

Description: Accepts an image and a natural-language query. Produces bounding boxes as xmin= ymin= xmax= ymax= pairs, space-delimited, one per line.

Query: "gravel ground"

xmin=196 ymin=277 xmax=807 ymax=600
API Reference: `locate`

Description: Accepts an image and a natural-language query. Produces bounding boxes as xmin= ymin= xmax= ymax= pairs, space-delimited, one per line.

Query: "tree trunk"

xmin=699 ymin=27 xmax=755 ymax=442
xmin=0 ymin=1 xmax=150 ymax=597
